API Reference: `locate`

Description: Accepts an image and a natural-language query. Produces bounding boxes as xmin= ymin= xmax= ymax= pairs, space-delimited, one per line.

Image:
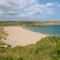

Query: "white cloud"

xmin=46 ymin=3 xmax=54 ymax=7
xmin=0 ymin=0 xmax=59 ymax=20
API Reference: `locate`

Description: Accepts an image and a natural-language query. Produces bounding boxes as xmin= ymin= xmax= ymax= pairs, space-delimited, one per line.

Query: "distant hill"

xmin=0 ymin=21 xmax=60 ymax=26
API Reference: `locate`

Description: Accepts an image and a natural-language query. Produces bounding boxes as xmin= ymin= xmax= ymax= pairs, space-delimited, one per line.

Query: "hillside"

xmin=0 ymin=21 xmax=60 ymax=26
xmin=0 ymin=36 xmax=60 ymax=60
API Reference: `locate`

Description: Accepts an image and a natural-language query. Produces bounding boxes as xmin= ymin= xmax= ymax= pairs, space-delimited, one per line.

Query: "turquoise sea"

xmin=24 ymin=25 xmax=60 ymax=36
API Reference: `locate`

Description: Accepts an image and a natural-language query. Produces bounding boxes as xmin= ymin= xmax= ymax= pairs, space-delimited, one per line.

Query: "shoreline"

xmin=3 ymin=26 xmax=48 ymax=47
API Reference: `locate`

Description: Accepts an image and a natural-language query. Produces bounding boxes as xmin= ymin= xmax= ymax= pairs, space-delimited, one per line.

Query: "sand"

xmin=4 ymin=26 xmax=48 ymax=47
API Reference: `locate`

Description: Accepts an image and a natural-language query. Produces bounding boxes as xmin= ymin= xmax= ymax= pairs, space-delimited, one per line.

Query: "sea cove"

xmin=24 ymin=25 xmax=60 ymax=36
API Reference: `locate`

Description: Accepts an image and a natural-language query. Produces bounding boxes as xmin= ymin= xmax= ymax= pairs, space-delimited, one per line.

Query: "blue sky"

xmin=0 ymin=0 xmax=60 ymax=21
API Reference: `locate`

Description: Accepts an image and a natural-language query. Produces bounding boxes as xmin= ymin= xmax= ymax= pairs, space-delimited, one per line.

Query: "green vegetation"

xmin=0 ymin=21 xmax=60 ymax=26
xmin=0 ymin=27 xmax=8 ymax=45
xmin=0 ymin=21 xmax=35 ymax=26
xmin=0 ymin=36 xmax=60 ymax=60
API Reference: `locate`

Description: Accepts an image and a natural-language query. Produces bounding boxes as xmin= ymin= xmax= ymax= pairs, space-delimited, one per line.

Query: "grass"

xmin=0 ymin=27 xmax=8 ymax=45
xmin=0 ymin=21 xmax=35 ymax=26
xmin=0 ymin=36 xmax=60 ymax=60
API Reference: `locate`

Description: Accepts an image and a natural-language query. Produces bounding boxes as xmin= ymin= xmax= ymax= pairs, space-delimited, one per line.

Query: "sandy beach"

xmin=4 ymin=26 xmax=48 ymax=47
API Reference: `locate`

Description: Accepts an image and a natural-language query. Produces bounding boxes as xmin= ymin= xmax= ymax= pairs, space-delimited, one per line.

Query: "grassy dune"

xmin=0 ymin=36 xmax=60 ymax=60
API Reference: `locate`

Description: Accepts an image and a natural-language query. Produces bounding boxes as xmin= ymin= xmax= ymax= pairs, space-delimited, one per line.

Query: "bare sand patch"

xmin=4 ymin=26 xmax=48 ymax=47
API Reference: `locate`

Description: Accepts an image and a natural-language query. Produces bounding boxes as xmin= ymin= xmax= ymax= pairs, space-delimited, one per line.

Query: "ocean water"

xmin=24 ymin=25 xmax=60 ymax=36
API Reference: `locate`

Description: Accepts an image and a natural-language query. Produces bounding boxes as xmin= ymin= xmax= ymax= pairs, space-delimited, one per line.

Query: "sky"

xmin=0 ymin=0 xmax=60 ymax=21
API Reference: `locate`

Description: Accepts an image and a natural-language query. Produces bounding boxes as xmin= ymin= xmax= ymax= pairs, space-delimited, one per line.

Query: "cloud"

xmin=0 ymin=0 xmax=59 ymax=20
xmin=46 ymin=3 xmax=54 ymax=7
